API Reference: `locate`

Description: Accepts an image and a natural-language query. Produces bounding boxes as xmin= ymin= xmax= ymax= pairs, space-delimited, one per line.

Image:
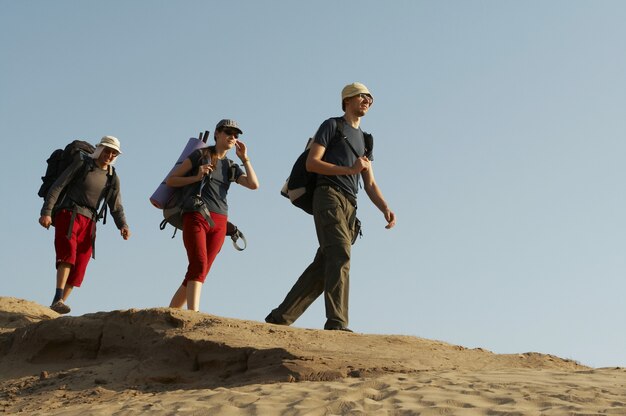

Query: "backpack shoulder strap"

xmin=333 ymin=117 xmax=362 ymax=158
xmin=96 ymin=165 xmax=116 ymax=224
xmin=62 ymin=155 xmax=92 ymax=196
xmin=333 ymin=117 xmax=345 ymax=142
xmin=79 ymin=155 xmax=94 ymax=180
xmin=189 ymin=148 xmax=207 ymax=171
xmin=108 ymin=164 xmax=116 ymax=179
xmin=226 ymin=158 xmax=238 ymax=182
xmin=363 ymin=132 xmax=373 ymax=155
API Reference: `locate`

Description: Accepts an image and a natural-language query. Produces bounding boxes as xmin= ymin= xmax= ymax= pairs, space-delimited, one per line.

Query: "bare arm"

xmin=234 ymin=140 xmax=259 ymax=190
xmin=362 ymin=165 xmax=396 ymax=229
xmin=165 ymin=158 xmax=210 ymax=188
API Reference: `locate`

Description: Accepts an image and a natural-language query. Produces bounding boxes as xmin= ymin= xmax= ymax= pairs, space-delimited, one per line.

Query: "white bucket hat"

xmin=98 ymin=136 xmax=122 ymax=154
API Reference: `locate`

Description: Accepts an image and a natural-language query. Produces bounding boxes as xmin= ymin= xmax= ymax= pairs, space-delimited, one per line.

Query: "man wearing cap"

xmin=39 ymin=136 xmax=131 ymax=314
xmin=266 ymin=82 xmax=396 ymax=331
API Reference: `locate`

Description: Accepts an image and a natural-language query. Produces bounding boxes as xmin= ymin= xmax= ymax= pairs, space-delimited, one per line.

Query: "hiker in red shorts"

xmin=39 ymin=136 xmax=131 ymax=314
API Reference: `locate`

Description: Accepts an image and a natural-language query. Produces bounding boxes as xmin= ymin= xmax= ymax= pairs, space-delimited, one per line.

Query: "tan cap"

xmin=341 ymin=82 xmax=373 ymax=110
xmin=98 ymin=136 xmax=122 ymax=154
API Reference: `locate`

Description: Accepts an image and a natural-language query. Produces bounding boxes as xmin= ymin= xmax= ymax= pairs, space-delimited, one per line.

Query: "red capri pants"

xmin=54 ymin=209 xmax=95 ymax=288
xmin=181 ymin=211 xmax=228 ymax=285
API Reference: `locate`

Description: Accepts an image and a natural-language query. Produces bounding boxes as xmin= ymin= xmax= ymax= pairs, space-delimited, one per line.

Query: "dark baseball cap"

xmin=215 ymin=119 xmax=243 ymax=135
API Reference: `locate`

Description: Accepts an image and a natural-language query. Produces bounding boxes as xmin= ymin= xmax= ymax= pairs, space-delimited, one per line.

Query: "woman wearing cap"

xmin=39 ymin=136 xmax=131 ymax=314
xmin=166 ymin=119 xmax=259 ymax=312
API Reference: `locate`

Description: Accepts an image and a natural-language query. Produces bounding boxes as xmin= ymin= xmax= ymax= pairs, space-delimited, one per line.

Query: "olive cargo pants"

xmin=268 ymin=185 xmax=356 ymax=329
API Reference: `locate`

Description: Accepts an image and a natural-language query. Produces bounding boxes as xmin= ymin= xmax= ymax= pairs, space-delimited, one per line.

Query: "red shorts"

xmin=54 ymin=209 xmax=95 ymax=288
xmin=182 ymin=211 xmax=228 ymax=284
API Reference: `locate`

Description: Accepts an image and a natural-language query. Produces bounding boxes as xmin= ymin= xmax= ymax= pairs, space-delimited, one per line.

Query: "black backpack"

xmin=38 ymin=140 xmax=95 ymax=198
xmin=280 ymin=118 xmax=373 ymax=214
xmin=39 ymin=140 xmax=116 ymax=225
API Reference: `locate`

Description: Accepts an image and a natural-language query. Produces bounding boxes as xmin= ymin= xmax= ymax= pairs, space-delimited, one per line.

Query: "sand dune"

xmin=1 ymin=296 xmax=624 ymax=415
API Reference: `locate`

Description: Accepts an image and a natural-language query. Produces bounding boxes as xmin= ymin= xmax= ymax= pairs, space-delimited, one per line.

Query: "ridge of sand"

xmin=0 ymin=297 xmax=584 ymax=387
xmin=1 ymin=297 xmax=624 ymax=415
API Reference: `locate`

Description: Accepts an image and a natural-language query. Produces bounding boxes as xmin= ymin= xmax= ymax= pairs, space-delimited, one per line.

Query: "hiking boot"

xmin=50 ymin=300 xmax=71 ymax=315
xmin=265 ymin=313 xmax=287 ymax=325
xmin=324 ymin=326 xmax=353 ymax=332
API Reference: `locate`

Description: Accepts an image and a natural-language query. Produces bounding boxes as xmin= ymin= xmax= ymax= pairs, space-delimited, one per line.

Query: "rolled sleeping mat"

xmin=150 ymin=135 xmax=209 ymax=208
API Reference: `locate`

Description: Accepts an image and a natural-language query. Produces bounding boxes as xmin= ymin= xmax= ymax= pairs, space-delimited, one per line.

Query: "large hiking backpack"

xmin=39 ymin=140 xmax=116 ymax=226
xmin=280 ymin=118 xmax=373 ymax=214
xmin=38 ymin=140 xmax=95 ymax=198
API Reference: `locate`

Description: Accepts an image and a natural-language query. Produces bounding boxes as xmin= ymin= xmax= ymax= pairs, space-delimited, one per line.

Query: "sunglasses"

xmin=102 ymin=147 xmax=120 ymax=157
xmin=358 ymin=93 xmax=373 ymax=104
xmin=222 ymin=128 xmax=240 ymax=138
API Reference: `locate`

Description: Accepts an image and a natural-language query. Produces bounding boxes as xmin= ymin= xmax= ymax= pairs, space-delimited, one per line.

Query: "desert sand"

xmin=0 ymin=296 xmax=624 ymax=415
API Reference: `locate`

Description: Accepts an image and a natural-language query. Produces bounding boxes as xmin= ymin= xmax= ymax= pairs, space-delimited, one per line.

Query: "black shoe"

xmin=324 ymin=326 xmax=353 ymax=332
xmin=265 ymin=313 xmax=287 ymax=325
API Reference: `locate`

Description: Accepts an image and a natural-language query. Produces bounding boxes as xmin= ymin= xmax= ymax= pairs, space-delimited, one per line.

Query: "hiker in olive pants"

xmin=266 ymin=82 xmax=396 ymax=331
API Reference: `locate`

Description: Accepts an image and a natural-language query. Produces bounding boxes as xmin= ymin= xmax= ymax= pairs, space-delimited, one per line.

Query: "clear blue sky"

xmin=1 ymin=1 xmax=624 ymax=368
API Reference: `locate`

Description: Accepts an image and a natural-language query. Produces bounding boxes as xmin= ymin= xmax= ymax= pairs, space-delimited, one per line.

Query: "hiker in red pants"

xmin=166 ymin=119 xmax=259 ymax=312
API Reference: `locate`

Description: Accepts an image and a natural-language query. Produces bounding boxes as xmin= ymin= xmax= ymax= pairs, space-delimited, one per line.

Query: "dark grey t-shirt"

xmin=187 ymin=149 xmax=244 ymax=215
xmin=314 ymin=117 xmax=374 ymax=198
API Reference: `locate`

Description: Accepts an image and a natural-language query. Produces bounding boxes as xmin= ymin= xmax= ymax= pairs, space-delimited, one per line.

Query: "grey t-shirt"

xmin=314 ymin=117 xmax=374 ymax=198
xmin=187 ymin=149 xmax=244 ymax=215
